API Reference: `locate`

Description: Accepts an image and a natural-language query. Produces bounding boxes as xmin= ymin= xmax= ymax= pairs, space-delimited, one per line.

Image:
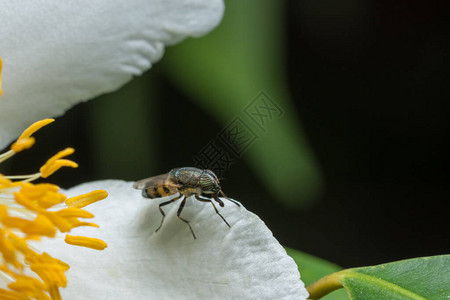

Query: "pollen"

xmin=0 ymin=117 xmax=109 ymax=299
xmin=65 ymin=190 xmax=108 ymax=208
xmin=64 ymin=235 xmax=108 ymax=250
xmin=10 ymin=119 xmax=54 ymax=153
xmin=40 ymin=148 xmax=78 ymax=178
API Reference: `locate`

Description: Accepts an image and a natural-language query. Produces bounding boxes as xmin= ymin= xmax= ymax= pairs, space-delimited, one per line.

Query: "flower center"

xmin=0 ymin=61 xmax=108 ymax=299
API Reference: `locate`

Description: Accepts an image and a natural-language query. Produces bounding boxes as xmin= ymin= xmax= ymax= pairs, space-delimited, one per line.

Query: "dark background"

xmin=285 ymin=0 xmax=450 ymax=266
xmin=5 ymin=0 xmax=449 ymax=268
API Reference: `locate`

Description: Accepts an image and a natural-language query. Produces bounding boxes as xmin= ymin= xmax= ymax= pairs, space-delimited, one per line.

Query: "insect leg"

xmin=213 ymin=195 xmax=225 ymax=207
xmin=219 ymin=190 xmax=241 ymax=207
xmin=177 ymin=197 xmax=196 ymax=239
xmin=196 ymin=195 xmax=231 ymax=228
xmin=155 ymin=195 xmax=182 ymax=233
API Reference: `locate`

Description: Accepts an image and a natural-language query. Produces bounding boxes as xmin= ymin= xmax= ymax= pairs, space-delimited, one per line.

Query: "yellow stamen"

xmin=0 ymin=229 xmax=21 ymax=268
xmin=48 ymin=284 xmax=61 ymax=300
xmin=0 ymin=175 xmax=11 ymax=185
xmin=29 ymin=261 xmax=68 ymax=288
xmin=27 ymin=215 xmax=57 ymax=237
xmin=38 ymin=193 xmax=67 ymax=209
xmin=10 ymin=138 xmax=35 ymax=154
xmin=19 ymin=184 xmax=65 ymax=209
xmin=13 ymin=192 xmax=44 ymax=213
xmin=70 ymin=221 xmax=100 ymax=228
xmin=7 ymin=275 xmax=50 ymax=300
xmin=56 ymin=207 xmax=94 ymax=219
xmin=22 ymin=183 xmax=60 ymax=195
xmin=39 ymin=148 xmax=78 ymax=178
xmin=0 ymin=288 xmax=30 ymax=300
xmin=10 ymin=119 xmax=54 ymax=153
xmin=25 ymin=253 xmax=69 ymax=289
xmin=65 ymin=190 xmax=108 ymax=208
xmin=30 ymin=263 xmax=68 ymax=272
xmin=14 ymin=119 xmax=54 ymax=145
xmin=1 ymin=118 xmax=108 ymax=298
xmin=64 ymin=235 xmax=108 ymax=250
xmin=7 ymin=233 xmax=32 ymax=255
xmin=0 ymin=205 xmax=8 ymax=218
xmin=2 ymin=215 xmax=57 ymax=237
xmin=42 ymin=213 xmax=72 ymax=233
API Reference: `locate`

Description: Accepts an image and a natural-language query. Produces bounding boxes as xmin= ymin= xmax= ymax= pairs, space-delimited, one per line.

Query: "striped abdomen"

xmin=133 ymin=173 xmax=181 ymax=199
xmin=143 ymin=183 xmax=178 ymax=199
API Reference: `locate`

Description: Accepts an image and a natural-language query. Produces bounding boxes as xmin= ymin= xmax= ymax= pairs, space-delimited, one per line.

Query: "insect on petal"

xmin=37 ymin=180 xmax=309 ymax=299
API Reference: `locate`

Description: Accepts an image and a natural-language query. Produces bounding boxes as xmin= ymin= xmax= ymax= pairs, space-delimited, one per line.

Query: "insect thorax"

xmin=170 ymin=167 xmax=220 ymax=195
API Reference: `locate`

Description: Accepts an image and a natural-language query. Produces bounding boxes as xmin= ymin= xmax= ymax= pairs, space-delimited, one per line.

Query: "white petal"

xmin=39 ymin=180 xmax=308 ymax=299
xmin=0 ymin=0 xmax=224 ymax=149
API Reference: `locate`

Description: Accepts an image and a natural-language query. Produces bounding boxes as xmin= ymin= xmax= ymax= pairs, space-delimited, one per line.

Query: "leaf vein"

xmin=344 ymin=271 xmax=428 ymax=300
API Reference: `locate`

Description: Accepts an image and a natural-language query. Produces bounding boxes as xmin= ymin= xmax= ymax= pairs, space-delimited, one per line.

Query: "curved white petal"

xmin=38 ymin=180 xmax=308 ymax=299
xmin=0 ymin=0 xmax=224 ymax=149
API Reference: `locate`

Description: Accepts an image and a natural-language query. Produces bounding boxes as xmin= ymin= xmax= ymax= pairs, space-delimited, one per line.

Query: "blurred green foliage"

xmin=162 ymin=0 xmax=322 ymax=207
xmin=91 ymin=0 xmax=323 ymax=208
xmin=286 ymin=248 xmax=348 ymax=300
xmin=87 ymin=72 xmax=159 ymax=180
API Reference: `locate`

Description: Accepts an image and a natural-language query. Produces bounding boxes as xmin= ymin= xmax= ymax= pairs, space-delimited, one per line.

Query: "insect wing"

xmin=133 ymin=173 xmax=171 ymax=190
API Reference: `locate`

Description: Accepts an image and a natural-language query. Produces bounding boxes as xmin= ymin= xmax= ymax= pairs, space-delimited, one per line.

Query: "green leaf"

xmin=308 ymin=255 xmax=450 ymax=299
xmin=341 ymin=255 xmax=450 ymax=300
xmin=286 ymin=248 xmax=348 ymax=300
xmin=161 ymin=0 xmax=322 ymax=207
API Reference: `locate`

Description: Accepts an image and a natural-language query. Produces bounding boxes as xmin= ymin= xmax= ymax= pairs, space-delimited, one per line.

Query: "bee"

xmin=133 ymin=167 xmax=240 ymax=239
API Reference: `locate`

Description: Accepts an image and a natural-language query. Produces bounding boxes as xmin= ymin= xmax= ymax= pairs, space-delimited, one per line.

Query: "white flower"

xmin=0 ymin=0 xmax=224 ymax=149
xmin=0 ymin=1 xmax=309 ymax=298
xmin=39 ymin=180 xmax=308 ymax=299
xmin=0 ymin=120 xmax=308 ymax=298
